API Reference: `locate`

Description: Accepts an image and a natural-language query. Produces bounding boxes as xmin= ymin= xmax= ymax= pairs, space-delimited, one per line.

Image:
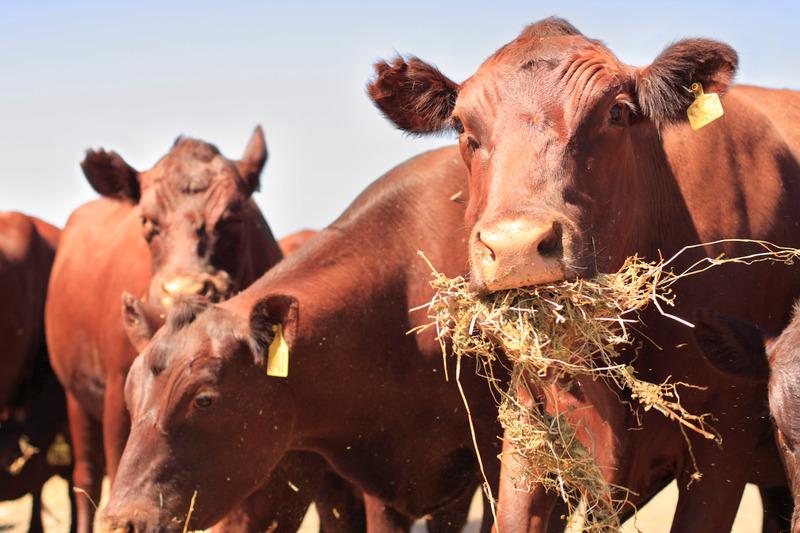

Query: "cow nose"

xmin=472 ymin=219 xmax=566 ymax=292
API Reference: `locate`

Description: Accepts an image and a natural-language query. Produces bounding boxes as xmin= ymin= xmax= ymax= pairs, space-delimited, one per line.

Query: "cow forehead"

xmin=141 ymin=139 xmax=241 ymax=195
xmin=147 ymin=308 xmax=245 ymax=368
xmin=459 ymin=36 xmax=625 ymax=117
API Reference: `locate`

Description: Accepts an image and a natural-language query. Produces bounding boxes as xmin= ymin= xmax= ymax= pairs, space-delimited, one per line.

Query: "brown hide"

xmin=368 ymin=17 xmax=800 ymax=532
xmin=99 ymin=147 xmax=502 ymax=533
xmin=0 ymin=212 xmax=70 ymax=532
xmin=278 ymin=229 xmax=318 ymax=257
xmin=45 ymin=130 xmax=284 ymax=532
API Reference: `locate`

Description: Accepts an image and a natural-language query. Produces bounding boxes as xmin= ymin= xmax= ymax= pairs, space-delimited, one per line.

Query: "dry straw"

xmin=414 ymin=239 xmax=800 ymax=531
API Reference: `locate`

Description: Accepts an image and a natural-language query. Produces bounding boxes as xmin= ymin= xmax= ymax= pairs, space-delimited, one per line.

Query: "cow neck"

xmin=237 ymin=201 xmax=284 ymax=287
xmin=609 ymin=122 xmax=699 ymax=267
xmin=229 ymin=196 xmax=415 ymax=446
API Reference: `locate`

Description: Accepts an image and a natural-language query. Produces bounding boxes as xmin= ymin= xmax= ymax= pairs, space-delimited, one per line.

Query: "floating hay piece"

xmin=414 ymin=239 xmax=800 ymax=531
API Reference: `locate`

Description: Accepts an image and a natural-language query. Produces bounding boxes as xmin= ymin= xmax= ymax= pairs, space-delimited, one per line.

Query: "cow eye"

xmin=609 ymin=103 xmax=625 ymax=125
xmin=194 ymin=393 xmax=215 ymax=409
xmin=452 ymin=117 xmax=465 ymax=135
xmin=466 ymin=136 xmax=480 ymax=152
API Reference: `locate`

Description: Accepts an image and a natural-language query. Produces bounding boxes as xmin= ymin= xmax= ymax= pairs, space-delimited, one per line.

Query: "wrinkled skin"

xmin=0 ymin=212 xmax=71 ymax=532
xmin=46 ymin=127 xmax=284 ymax=532
xmin=368 ymin=17 xmax=800 ymax=532
xmin=99 ymin=148 xmax=501 ymax=533
xmin=694 ymin=309 xmax=800 ymax=532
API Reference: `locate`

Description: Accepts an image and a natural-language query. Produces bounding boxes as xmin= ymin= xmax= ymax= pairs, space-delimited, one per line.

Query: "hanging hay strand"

xmin=414 ymin=239 xmax=800 ymax=531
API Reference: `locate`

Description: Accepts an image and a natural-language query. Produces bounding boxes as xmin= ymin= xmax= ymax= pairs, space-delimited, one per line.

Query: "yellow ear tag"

xmin=687 ymin=82 xmax=723 ymax=130
xmin=266 ymin=324 xmax=290 ymax=377
xmin=46 ymin=433 xmax=72 ymax=467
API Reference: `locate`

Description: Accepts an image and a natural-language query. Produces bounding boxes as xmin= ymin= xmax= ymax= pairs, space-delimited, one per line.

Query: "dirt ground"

xmin=0 ymin=476 xmax=764 ymax=532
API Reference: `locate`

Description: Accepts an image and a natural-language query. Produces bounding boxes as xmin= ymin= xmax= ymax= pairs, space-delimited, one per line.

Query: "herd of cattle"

xmin=2 ymin=16 xmax=800 ymax=533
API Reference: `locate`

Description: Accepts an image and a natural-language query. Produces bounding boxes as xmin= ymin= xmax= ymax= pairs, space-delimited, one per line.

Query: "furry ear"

xmin=368 ymin=56 xmax=459 ymax=135
xmin=81 ymin=149 xmax=141 ymax=202
xmin=636 ymin=38 xmax=738 ymax=126
xmin=248 ymin=295 xmax=299 ymax=367
xmin=121 ymin=292 xmax=165 ymax=353
xmin=237 ymin=125 xmax=268 ymax=196
xmin=693 ymin=308 xmax=770 ymax=382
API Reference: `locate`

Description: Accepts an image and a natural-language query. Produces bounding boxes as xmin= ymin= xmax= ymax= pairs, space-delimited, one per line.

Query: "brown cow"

xmin=97 ymin=147 xmax=502 ymax=533
xmin=111 ymin=225 xmax=359 ymax=533
xmin=693 ymin=308 xmax=800 ymax=532
xmin=0 ymin=212 xmax=70 ymax=532
xmin=278 ymin=229 xmax=318 ymax=256
xmin=368 ymin=17 xmax=800 ymax=531
xmin=45 ymin=128 xmax=284 ymax=532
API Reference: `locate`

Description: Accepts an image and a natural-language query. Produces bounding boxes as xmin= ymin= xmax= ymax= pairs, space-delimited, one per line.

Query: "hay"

xmin=414 ymin=239 xmax=800 ymax=531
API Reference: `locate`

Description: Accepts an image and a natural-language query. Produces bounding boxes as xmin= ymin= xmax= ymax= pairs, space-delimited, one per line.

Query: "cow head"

xmin=693 ymin=308 xmax=800 ymax=528
xmin=368 ymin=18 xmax=737 ymax=292
xmin=99 ymin=294 xmax=298 ymax=532
xmin=82 ymin=126 xmax=268 ymax=307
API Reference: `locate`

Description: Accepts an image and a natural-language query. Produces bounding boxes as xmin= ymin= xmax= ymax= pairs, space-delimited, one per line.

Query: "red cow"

xmin=0 ymin=212 xmax=69 ymax=532
xmin=368 ymin=17 xmax=800 ymax=531
xmin=45 ymin=128 xmax=284 ymax=531
xmin=694 ymin=308 xmax=800 ymax=532
xmin=97 ymin=147 xmax=501 ymax=532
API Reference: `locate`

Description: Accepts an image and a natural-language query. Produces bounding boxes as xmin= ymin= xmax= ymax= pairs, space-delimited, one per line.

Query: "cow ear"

xmin=636 ymin=39 xmax=738 ymax=126
xmin=121 ymin=292 xmax=165 ymax=353
xmin=237 ymin=125 xmax=268 ymax=196
xmin=368 ymin=56 xmax=459 ymax=135
xmin=81 ymin=149 xmax=141 ymax=202
xmin=692 ymin=308 xmax=770 ymax=382
xmin=248 ymin=294 xmax=298 ymax=368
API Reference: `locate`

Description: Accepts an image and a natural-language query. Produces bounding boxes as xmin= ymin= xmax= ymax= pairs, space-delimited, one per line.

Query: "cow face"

xmin=368 ymin=18 xmax=737 ymax=292
xmin=100 ymin=296 xmax=297 ymax=532
xmin=694 ymin=308 xmax=800 ymax=526
xmin=81 ymin=127 xmax=268 ymax=308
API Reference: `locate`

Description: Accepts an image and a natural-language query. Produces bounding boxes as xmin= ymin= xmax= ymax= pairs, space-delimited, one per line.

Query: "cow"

xmin=45 ymin=127 xmax=285 ymax=532
xmin=693 ymin=308 xmax=800 ymax=532
xmin=367 ymin=17 xmax=800 ymax=532
xmin=0 ymin=356 xmax=75 ymax=533
xmin=278 ymin=229 xmax=318 ymax=257
xmin=96 ymin=146 xmax=502 ymax=533
xmin=0 ymin=212 xmax=70 ymax=532
xmin=118 ymin=224 xmax=360 ymax=533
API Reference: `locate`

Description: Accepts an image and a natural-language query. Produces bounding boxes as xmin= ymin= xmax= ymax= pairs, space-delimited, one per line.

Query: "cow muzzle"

xmin=471 ymin=218 xmax=566 ymax=292
xmin=98 ymin=505 xmax=179 ymax=533
xmin=160 ymin=271 xmax=232 ymax=308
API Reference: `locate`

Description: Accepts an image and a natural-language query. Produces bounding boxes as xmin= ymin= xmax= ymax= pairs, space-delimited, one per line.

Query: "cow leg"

xmin=494 ymin=436 xmax=564 ymax=532
xmin=29 ymin=488 xmax=44 ymax=533
xmin=315 ymin=470 xmax=366 ymax=533
xmin=425 ymin=484 xmax=474 ymax=533
xmin=210 ymin=451 xmax=323 ymax=533
xmin=759 ymin=486 xmax=793 ymax=533
xmin=102 ymin=373 xmax=130 ymax=483
xmin=68 ymin=473 xmax=79 ymax=533
xmin=670 ymin=448 xmax=749 ymax=533
xmin=67 ymin=392 xmax=104 ymax=533
xmin=363 ymin=494 xmax=413 ymax=533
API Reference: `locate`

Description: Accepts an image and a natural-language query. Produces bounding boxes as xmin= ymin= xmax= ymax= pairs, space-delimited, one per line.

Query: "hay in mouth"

xmin=414 ymin=240 xmax=800 ymax=530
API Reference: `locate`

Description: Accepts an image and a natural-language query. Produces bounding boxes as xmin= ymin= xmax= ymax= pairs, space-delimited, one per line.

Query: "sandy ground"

xmin=0 ymin=476 xmax=764 ymax=532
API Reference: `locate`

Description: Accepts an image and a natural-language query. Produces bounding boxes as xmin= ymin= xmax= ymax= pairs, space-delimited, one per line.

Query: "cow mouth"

xmin=159 ymin=272 xmax=233 ymax=308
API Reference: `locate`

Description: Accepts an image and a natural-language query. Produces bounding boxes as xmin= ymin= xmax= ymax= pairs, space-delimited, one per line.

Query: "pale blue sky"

xmin=2 ymin=1 xmax=798 ymax=237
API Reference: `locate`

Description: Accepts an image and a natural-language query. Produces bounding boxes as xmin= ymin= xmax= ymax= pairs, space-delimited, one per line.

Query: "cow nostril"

xmin=475 ymin=231 xmax=496 ymax=263
xmin=537 ymin=222 xmax=563 ymax=258
xmin=123 ymin=522 xmax=134 ymax=533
